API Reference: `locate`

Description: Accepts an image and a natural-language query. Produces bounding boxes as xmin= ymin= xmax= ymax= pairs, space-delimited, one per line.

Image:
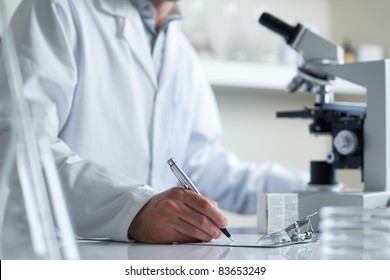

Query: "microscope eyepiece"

xmin=259 ymin=12 xmax=303 ymax=45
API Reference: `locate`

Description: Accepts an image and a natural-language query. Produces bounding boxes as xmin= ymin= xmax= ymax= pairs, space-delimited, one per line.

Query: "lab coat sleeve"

xmin=182 ymin=49 xmax=309 ymax=215
xmin=52 ymin=141 xmax=156 ymax=241
xmin=3 ymin=0 xmax=157 ymax=241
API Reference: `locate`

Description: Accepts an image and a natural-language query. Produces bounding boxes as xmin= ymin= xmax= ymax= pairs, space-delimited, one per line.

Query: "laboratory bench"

xmin=77 ymin=232 xmax=321 ymax=260
xmin=3 ymin=227 xmax=388 ymax=260
xmin=76 ymin=225 xmax=390 ymax=260
xmin=77 ymin=240 xmax=319 ymax=260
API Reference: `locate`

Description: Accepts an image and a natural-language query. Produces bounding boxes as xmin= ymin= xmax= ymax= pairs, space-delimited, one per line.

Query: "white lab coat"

xmin=1 ymin=0 xmax=308 ymax=241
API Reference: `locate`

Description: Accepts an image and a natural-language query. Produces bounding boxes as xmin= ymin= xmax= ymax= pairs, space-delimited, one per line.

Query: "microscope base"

xmin=297 ymin=191 xmax=390 ymax=231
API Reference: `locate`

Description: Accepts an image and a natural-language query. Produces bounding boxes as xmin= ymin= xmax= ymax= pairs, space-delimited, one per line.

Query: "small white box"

xmin=257 ymin=193 xmax=298 ymax=234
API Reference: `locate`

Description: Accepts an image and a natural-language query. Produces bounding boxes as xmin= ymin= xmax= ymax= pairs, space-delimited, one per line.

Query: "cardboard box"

xmin=257 ymin=193 xmax=298 ymax=234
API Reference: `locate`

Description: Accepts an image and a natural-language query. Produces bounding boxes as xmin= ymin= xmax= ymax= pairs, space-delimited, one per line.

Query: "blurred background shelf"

xmin=201 ymin=59 xmax=365 ymax=95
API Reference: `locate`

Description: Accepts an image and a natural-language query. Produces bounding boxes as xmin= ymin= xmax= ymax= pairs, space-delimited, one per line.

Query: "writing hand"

xmin=128 ymin=187 xmax=228 ymax=244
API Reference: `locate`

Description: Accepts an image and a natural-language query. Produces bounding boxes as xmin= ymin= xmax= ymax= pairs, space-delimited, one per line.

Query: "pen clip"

xmin=171 ymin=165 xmax=190 ymax=189
xmin=168 ymin=158 xmax=201 ymax=194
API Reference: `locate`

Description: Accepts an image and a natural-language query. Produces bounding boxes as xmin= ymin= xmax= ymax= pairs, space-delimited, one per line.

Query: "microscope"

xmin=259 ymin=13 xmax=390 ymax=229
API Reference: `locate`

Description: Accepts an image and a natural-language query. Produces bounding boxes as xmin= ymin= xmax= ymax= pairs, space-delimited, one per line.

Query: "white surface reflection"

xmin=77 ymin=234 xmax=321 ymax=260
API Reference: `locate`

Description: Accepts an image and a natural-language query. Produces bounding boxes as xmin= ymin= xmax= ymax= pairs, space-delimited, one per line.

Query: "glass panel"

xmin=0 ymin=0 xmax=79 ymax=259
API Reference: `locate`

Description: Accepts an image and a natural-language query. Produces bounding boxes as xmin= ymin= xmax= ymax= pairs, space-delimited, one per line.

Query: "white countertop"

xmin=77 ymin=233 xmax=322 ymax=260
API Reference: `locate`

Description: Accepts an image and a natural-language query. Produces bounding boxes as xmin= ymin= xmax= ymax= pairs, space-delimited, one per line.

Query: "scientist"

xmin=0 ymin=0 xmax=308 ymax=243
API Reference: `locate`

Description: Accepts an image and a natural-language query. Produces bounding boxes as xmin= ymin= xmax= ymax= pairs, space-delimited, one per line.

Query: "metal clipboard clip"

xmin=256 ymin=212 xmax=318 ymax=247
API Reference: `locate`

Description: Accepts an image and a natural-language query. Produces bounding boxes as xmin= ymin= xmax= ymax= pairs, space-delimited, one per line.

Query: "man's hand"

xmin=128 ymin=187 xmax=228 ymax=244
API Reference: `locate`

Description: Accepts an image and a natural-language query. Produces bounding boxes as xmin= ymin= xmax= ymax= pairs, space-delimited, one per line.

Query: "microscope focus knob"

xmin=333 ymin=130 xmax=359 ymax=155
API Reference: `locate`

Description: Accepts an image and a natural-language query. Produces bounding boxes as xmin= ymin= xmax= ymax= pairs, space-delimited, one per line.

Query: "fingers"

xmin=175 ymin=203 xmax=221 ymax=241
xmin=153 ymin=191 xmax=221 ymax=241
xmin=179 ymin=190 xmax=228 ymax=229
xmin=128 ymin=187 xmax=228 ymax=244
xmin=172 ymin=218 xmax=218 ymax=242
xmin=157 ymin=188 xmax=225 ymax=240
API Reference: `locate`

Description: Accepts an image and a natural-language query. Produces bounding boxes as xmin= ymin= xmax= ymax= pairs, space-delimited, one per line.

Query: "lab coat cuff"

xmin=120 ymin=188 xmax=157 ymax=242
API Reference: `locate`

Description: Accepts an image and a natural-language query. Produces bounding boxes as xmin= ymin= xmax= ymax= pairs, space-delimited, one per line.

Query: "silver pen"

xmin=167 ymin=158 xmax=233 ymax=242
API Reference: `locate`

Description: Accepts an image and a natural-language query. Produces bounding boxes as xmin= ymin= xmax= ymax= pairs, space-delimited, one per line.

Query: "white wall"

xmin=330 ymin=0 xmax=390 ymax=58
